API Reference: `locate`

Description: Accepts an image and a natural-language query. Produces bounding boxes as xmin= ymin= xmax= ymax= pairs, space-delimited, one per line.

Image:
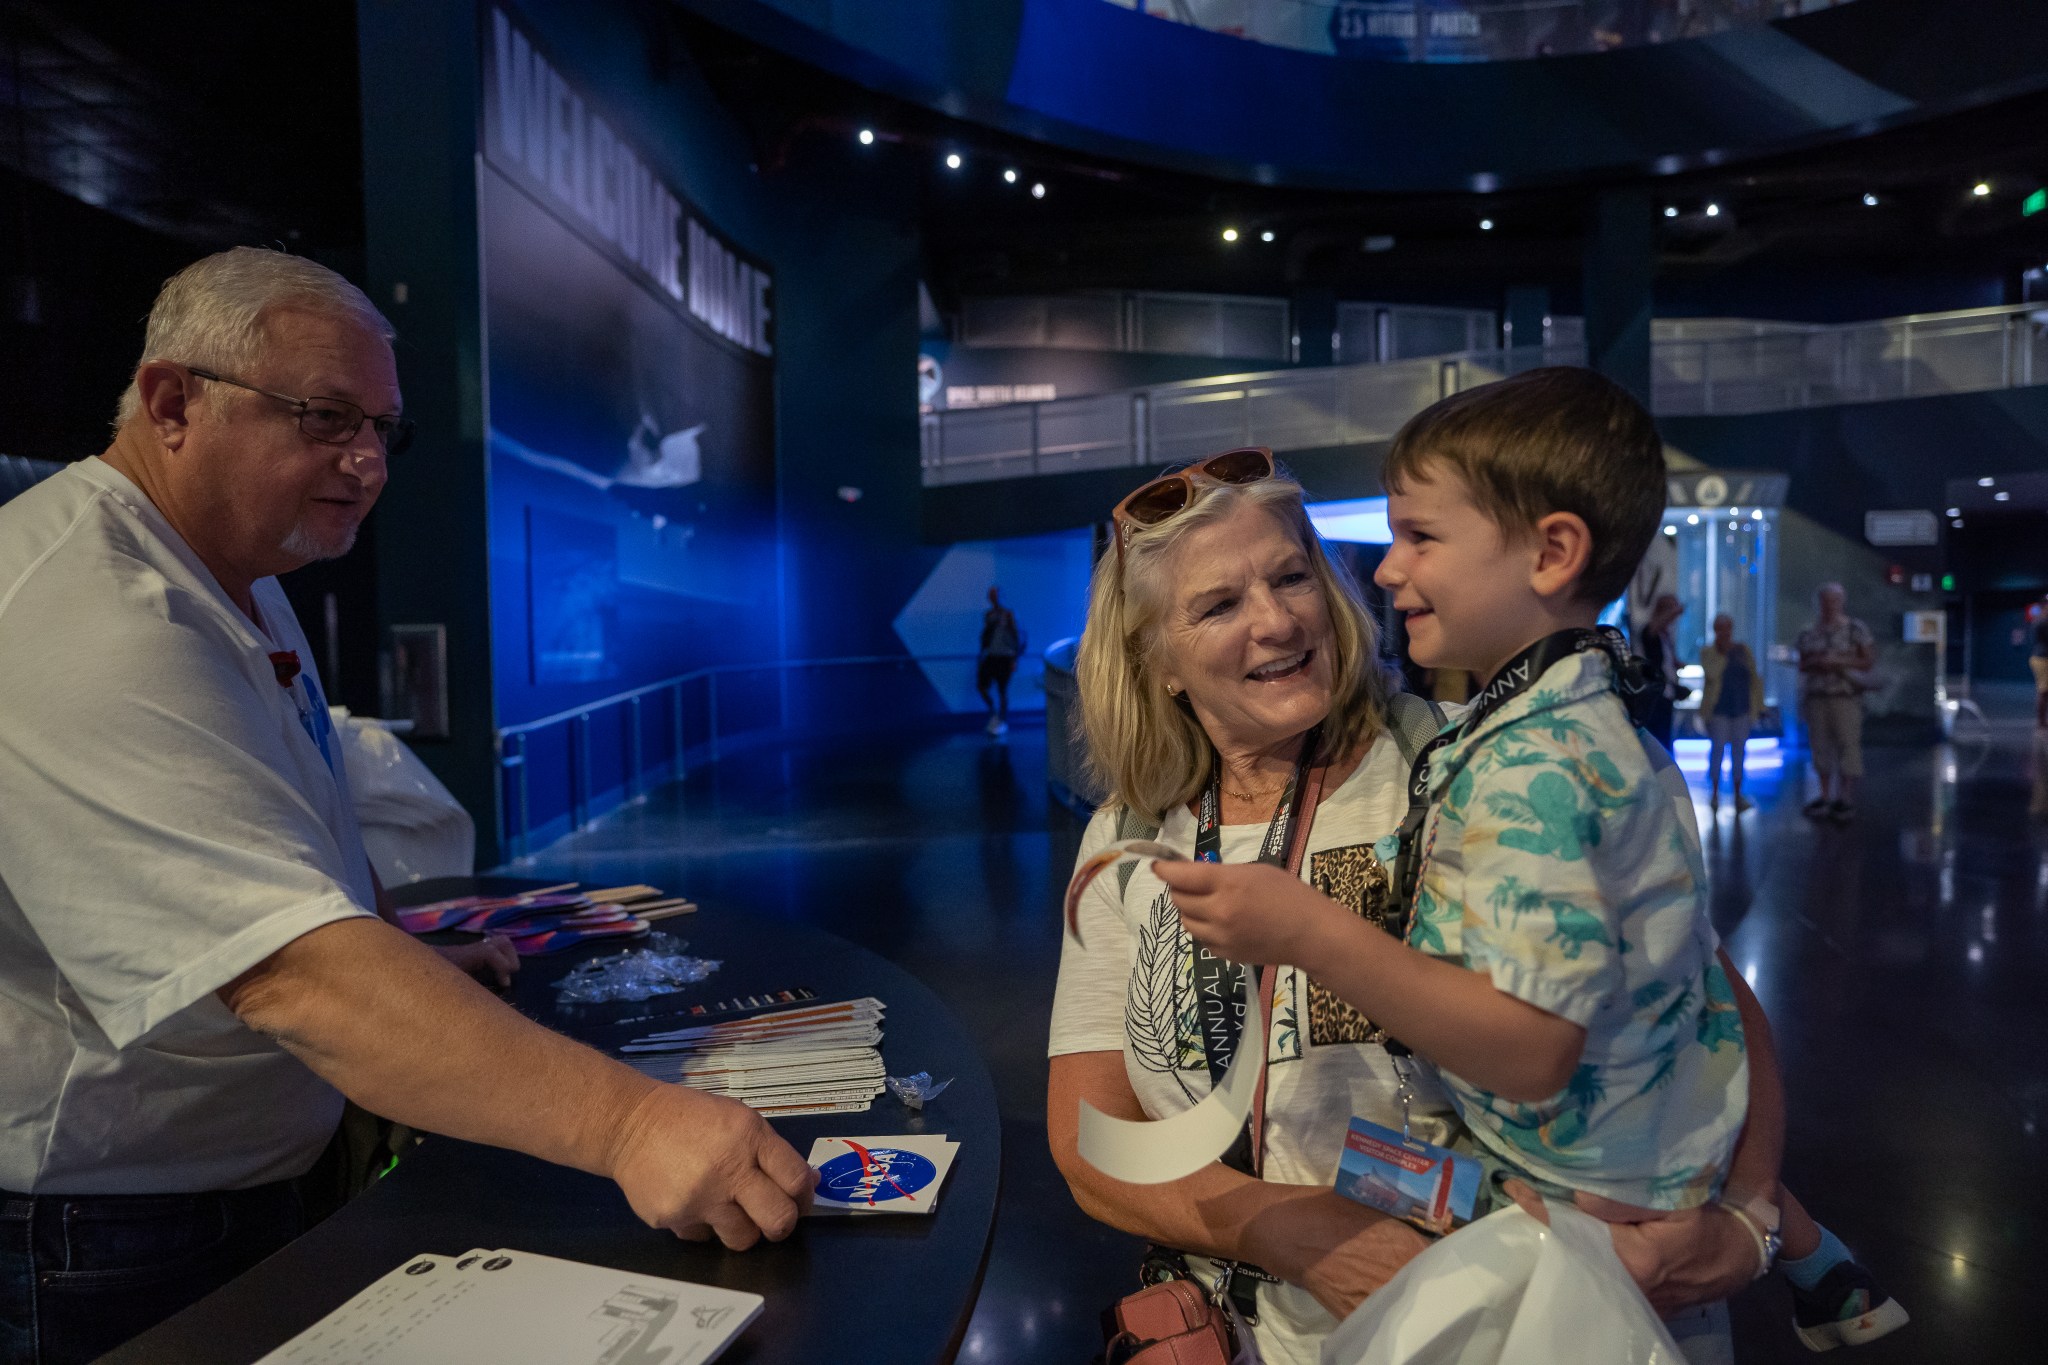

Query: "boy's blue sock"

xmin=1780 ymin=1224 xmax=1853 ymax=1290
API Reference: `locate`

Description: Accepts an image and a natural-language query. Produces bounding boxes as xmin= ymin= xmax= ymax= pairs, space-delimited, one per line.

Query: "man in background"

xmin=1795 ymin=582 xmax=1876 ymax=822
xmin=977 ymin=585 xmax=1023 ymax=736
xmin=2030 ymin=593 xmax=2048 ymax=729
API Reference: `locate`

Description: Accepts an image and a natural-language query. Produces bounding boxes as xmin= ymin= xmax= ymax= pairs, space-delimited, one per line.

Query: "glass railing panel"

xmin=1244 ymin=371 xmax=1342 ymax=452
xmin=1035 ymin=393 xmax=1139 ymax=472
xmin=1150 ymin=386 xmax=1253 ymax=464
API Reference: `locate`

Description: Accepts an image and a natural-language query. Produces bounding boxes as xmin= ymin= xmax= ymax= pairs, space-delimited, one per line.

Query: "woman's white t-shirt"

xmin=1049 ymin=732 xmax=1456 ymax=1365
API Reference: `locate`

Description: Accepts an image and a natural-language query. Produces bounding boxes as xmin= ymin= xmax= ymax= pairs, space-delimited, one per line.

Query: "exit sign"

xmin=2026 ymin=188 xmax=2047 ymax=217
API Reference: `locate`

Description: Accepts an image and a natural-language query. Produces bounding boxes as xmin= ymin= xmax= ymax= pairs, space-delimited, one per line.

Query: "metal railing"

xmin=494 ymin=652 xmax=1040 ymax=857
xmin=921 ymin=304 xmax=2048 ymax=486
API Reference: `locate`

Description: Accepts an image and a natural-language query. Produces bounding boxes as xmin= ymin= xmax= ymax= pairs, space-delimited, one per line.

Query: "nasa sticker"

xmin=806 ymin=1135 xmax=958 ymax=1215
xmin=817 ymin=1142 xmax=938 ymax=1206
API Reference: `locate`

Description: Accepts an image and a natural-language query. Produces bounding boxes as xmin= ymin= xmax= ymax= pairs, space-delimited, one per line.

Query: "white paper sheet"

xmin=253 ymin=1248 xmax=761 ymax=1364
xmin=1064 ymin=839 xmax=1187 ymax=942
xmin=1076 ymin=991 xmax=1264 ymax=1185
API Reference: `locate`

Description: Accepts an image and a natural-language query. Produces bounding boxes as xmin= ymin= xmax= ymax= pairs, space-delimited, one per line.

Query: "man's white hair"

xmin=114 ymin=247 xmax=394 ymax=432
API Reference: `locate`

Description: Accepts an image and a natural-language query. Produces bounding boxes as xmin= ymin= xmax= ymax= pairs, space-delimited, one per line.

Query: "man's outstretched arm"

xmin=220 ymin=916 xmax=814 ymax=1247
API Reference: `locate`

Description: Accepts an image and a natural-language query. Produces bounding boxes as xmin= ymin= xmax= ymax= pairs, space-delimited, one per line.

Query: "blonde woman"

xmin=1700 ymin=613 xmax=1765 ymax=812
xmin=1046 ymin=450 xmax=1763 ymax=1365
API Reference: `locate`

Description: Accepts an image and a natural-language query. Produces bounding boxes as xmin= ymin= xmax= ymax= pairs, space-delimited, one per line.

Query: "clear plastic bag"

xmin=328 ymin=708 xmax=475 ymax=882
xmin=1321 ymin=1201 xmax=1688 ymax=1365
xmin=551 ymin=934 xmax=721 ymax=1004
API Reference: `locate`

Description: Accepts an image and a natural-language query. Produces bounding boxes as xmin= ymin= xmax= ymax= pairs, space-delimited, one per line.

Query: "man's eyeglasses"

xmin=187 ymin=366 xmax=415 ymax=458
xmin=1111 ymin=447 xmax=1276 ymax=568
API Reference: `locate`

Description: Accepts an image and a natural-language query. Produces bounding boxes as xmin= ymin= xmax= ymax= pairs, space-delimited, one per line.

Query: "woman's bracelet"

xmin=1722 ymin=1204 xmax=1774 ymax=1281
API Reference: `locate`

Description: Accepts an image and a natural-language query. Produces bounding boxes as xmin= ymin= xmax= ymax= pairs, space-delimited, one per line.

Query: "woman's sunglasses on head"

xmin=1111 ymin=447 xmax=1276 ymax=568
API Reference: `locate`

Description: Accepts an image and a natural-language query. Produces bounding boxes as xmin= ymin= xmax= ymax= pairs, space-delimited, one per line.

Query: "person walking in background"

xmin=1796 ymin=582 xmax=1876 ymax=822
xmin=1701 ymin=613 xmax=1764 ymax=813
xmin=977 ymin=586 xmax=1022 ymax=736
xmin=1636 ymin=592 xmax=1687 ymax=752
xmin=2030 ymin=593 xmax=2048 ymax=729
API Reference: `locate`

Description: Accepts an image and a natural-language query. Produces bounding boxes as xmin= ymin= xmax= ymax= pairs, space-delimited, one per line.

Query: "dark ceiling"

xmin=5 ymin=0 xmax=2045 ymax=325
xmin=0 ymin=0 xmax=362 ymax=256
xmin=673 ymin=7 xmax=2048 ymax=316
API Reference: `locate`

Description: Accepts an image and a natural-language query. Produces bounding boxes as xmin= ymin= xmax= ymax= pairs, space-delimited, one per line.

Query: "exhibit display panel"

xmin=476 ymin=6 xmax=781 ymax=841
xmin=1659 ymin=470 xmax=1787 ymax=728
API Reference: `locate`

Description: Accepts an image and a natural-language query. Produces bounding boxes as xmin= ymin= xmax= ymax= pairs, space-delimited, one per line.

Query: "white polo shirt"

xmin=0 ymin=457 xmax=376 ymax=1194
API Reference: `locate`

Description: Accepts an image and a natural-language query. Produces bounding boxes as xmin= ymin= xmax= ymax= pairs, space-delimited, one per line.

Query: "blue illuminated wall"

xmin=478 ymin=8 xmax=780 ymax=728
xmin=364 ymin=0 xmax=944 ymax=860
xmin=891 ymin=529 xmax=1095 ymax=713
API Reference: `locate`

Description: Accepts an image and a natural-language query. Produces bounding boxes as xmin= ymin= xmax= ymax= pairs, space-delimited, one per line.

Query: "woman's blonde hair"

xmin=1075 ymin=474 xmax=1392 ymax=822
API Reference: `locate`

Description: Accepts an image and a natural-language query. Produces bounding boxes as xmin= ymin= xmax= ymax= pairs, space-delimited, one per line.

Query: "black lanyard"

xmin=1406 ymin=625 xmax=1652 ymax=804
xmin=1188 ymin=725 xmax=1319 ymax=1090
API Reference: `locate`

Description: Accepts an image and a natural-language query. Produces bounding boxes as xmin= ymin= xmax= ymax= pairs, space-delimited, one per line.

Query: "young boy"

xmin=1160 ymin=369 xmax=1905 ymax=1352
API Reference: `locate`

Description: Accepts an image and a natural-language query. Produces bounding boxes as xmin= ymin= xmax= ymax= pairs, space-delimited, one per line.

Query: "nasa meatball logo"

xmin=816 ymin=1141 xmax=939 ymax=1206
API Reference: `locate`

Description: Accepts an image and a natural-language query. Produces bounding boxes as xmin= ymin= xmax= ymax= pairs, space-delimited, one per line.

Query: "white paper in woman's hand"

xmin=1077 ymin=996 xmax=1262 ymax=1185
xmin=1063 ymin=839 xmax=1186 ymax=943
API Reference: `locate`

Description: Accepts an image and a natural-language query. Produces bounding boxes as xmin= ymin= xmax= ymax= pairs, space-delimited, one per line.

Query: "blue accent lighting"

xmin=1307 ymin=496 xmax=1391 ymax=544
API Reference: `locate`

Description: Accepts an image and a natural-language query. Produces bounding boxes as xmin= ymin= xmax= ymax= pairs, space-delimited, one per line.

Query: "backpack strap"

xmin=1383 ymin=689 xmax=1448 ymax=772
xmin=1112 ymin=804 xmax=1162 ymax=903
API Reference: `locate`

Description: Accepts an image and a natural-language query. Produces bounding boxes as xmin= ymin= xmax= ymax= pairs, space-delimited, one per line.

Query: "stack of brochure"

xmin=618 ymin=997 xmax=887 ymax=1117
xmin=254 ymin=1248 xmax=759 ymax=1364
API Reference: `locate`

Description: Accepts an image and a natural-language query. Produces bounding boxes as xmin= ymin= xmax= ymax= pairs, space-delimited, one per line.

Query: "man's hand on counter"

xmin=608 ymin=1085 xmax=819 ymax=1249
xmin=218 ymin=917 xmax=815 ymax=1254
xmin=434 ymin=934 xmax=520 ymax=989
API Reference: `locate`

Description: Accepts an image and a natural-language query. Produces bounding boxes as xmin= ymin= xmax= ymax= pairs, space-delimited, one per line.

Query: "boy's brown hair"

xmin=1383 ymin=367 xmax=1665 ymax=605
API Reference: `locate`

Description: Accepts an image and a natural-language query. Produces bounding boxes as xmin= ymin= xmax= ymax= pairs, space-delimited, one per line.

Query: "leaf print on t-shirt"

xmin=1125 ymin=892 xmax=1203 ymax=1098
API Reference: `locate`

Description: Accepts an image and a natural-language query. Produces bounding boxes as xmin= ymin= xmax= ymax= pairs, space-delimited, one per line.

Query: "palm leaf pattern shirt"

xmin=1412 ymin=650 xmax=1749 ymax=1210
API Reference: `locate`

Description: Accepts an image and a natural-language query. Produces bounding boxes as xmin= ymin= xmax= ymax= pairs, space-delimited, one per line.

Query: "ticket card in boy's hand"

xmin=1334 ymin=1116 xmax=1481 ymax=1236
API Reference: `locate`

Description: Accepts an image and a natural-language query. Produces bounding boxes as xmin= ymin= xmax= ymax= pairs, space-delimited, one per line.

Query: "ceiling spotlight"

xmin=1002 ymin=168 xmax=1017 ymax=184
xmin=1978 ymin=476 xmax=1995 ymax=486
xmin=1686 ymin=513 xmax=1700 ymax=525
xmin=1952 ymin=518 xmax=1965 ymax=528
xmin=1222 ymin=227 xmax=1239 ymax=242
xmin=944 ymin=153 xmax=962 ymax=170
xmin=1030 ymin=182 xmax=1045 ymax=199
xmin=1995 ymin=490 xmax=2011 ymax=501
xmin=1946 ymin=507 xmax=1961 ymax=517
xmin=1862 ymin=192 xmax=1879 ymax=206
xmin=1663 ymin=206 xmax=1678 ymax=218
xmin=1663 ymin=525 xmax=1678 ymax=536
xmin=1260 ymin=230 xmax=1275 ymax=242
xmin=1973 ymin=181 xmax=1992 ymax=197
xmin=1751 ymin=510 xmax=1763 ymax=520
xmin=857 ymin=128 xmax=875 ymax=146
xmin=1704 ymin=202 xmax=1721 ymax=217
xmin=1479 ymin=218 xmax=1494 ymax=231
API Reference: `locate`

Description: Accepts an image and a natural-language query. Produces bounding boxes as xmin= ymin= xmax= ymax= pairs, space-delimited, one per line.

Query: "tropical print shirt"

xmin=1409 ymin=649 xmax=1749 ymax=1209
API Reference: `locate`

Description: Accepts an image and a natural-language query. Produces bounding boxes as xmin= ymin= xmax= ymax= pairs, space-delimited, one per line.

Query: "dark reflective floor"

xmin=518 ymin=688 xmax=2047 ymax=1363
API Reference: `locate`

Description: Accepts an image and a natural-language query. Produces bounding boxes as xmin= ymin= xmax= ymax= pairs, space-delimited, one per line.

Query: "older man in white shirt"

xmin=0 ymin=249 xmax=813 ymax=1365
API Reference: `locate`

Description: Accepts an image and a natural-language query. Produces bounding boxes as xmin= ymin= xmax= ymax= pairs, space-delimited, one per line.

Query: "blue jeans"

xmin=0 ymin=1182 xmax=302 ymax=1365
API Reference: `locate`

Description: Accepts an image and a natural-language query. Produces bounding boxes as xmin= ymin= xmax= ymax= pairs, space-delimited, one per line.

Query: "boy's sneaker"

xmin=1802 ymin=797 xmax=1831 ymax=817
xmin=1826 ymin=800 xmax=1856 ymax=822
xmin=1791 ymin=1260 xmax=1909 ymax=1351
